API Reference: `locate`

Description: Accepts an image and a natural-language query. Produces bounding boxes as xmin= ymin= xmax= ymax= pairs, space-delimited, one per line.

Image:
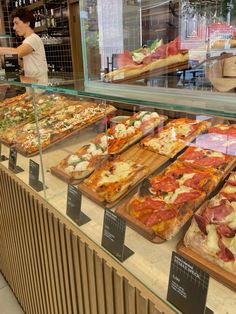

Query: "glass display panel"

xmin=1 ymin=79 xmax=236 ymax=314
xmin=80 ymin=0 xmax=236 ymax=94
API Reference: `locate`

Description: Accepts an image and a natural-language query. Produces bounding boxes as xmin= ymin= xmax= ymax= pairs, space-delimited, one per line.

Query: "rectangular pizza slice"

xmin=82 ymin=157 xmax=147 ymax=203
xmin=141 ymin=118 xmax=210 ymax=157
xmin=184 ymin=183 xmax=236 ymax=275
xmin=178 ymin=146 xmax=235 ymax=172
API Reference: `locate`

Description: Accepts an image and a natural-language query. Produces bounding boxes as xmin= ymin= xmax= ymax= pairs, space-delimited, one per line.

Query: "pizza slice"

xmin=149 ymin=161 xmax=221 ymax=195
xmin=82 ymin=157 xmax=147 ymax=203
xmin=127 ymin=194 xmax=194 ymax=240
xmin=208 ymin=123 xmax=236 ymax=137
xmin=194 ymin=133 xmax=236 ymax=156
xmin=165 ymin=118 xmax=210 ymax=140
xmin=178 ymin=146 xmax=235 ymax=172
xmin=99 ymin=111 xmax=167 ymax=154
xmin=184 ymin=191 xmax=236 ymax=274
xmin=220 ymin=172 xmax=236 ymax=202
xmin=141 ymin=118 xmax=210 ymax=157
xmin=56 ymin=141 xmax=108 ymax=180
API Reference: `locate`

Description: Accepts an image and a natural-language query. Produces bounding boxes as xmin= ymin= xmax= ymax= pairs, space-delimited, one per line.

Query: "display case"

xmin=80 ymin=0 xmax=236 ymax=108
xmin=0 ymin=78 xmax=236 ymax=314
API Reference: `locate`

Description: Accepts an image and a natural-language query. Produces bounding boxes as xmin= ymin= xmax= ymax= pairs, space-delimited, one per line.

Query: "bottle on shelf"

xmin=50 ymin=9 xmax=56 ymax=28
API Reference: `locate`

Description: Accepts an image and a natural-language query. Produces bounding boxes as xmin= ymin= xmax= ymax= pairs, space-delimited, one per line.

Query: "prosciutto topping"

xmin=216 ymin=224 xmax=236 ymax=238
xmin=194 ymin=214 xmax=208 ymax=235
xmin=203 ymin=199 xmax=233 ymax=223
xmin=217 ymin=239 xmax=235 ymax=262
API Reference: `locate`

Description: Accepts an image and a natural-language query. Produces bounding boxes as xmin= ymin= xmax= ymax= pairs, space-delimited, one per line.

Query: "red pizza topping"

xmin=194 ymin=214 xmax=208 ymax=235
xmin=175 ymin=190 xmax=202 ymax=204
xmin=216 ymin=224 xmax=236 ymax=238
xmin=179 ymin=147 xmax=205 ymax=161
xmin=220 ymin=191 xmax=236 ymax=202
xmin=184 ymin=172 xmax=209 ymax=190
xmin=149 ymin=176 xmax=179 ymax=193
xmin=217 ymin=239 xmax=235 ymax=262
xmin=145 ymin=208 xmax=176 ymax=227
xmin=208 ymin=125 xmax=236 ymax=137
xmin=130 ymin=198 xmax=165 ymax=212
xmin=203 ymin=199 xmax=233 ymax=223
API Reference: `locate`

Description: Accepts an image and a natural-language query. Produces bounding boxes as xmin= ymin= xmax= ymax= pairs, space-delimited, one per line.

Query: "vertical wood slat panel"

xmin=19 ymin=188 xmax=38 ymax=314
xmin=28 ymin=196 xmax=46 ymax=314
xmin=53 ymin=217 xmax=68 ymax=314
xmin=65 ymin=228 xmax=78 ymax=314
xmin=113 ymin=270 xmax=125 ymax=314
xmin=59 ymin=223 xmax=72 ymax=314
xmin=149 ymin=302 xmax=163 ymax=314
xmin=103 ymin=262 xmax=115 ymax=314
xmin=6 ymin=178 xmax=29 ymax=311
xmin=86 ymin=246 xmax=98 ymax=314
xmin=0 ymin=167 xmax=175 ymax=314
xmin=48 ymin=213 xmax=63 ymax=314
xmin=124 ymin=279 xmax=136 ymax=314
xmin=94 ymin=253 xmax=106 ymax=314
xmin=79 ymin=241 xmax=91 ymax=314
xmin=136 ymin=291 xmax=149 ymax=314
xmin=71 ymin=234 xmax=85 ymax=314
xmin=43 ymin=210 xmax=59 ymax=314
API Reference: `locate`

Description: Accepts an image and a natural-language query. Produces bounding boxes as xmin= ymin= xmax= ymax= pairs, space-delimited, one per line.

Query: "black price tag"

xmin=167 ymin=252 xmax=213 ymax=314
xmin=0 ymin=142 xmax=8 ymax=161
xmin=29 ymin=159 xmax=45 ymax=192
xmin=8 ymin=147 xmax=23 ymax=173
xmin=66 ymin=184 xmax=90 ymax=226
xmin=4 ymin=54 xmax=20 ymax=81
xmin=101 ymin=209 xmax=134 ymax=262
xmin=9 ymin=147 xmax=17 ymax=170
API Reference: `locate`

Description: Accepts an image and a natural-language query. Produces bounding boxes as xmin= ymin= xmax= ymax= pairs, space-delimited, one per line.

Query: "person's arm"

xmin=0 ymin=43 xmax=33 ymax=58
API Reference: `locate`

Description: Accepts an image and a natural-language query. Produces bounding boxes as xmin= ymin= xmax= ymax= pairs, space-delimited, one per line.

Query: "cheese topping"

xmin=98 ymin=161 xmax=133 ymax=186
xmin=222 ymin=185 xmax=236 ymax=194
xmin=75 ymin=161 xmax=89 ymax=172
xmin=163 ymin=186 xmax=193 ymax=203
xmin=206 ymin=225 xmax=219 ymax=253
xmin=150 ymin=112 xmax=159 ymax=118
xmin=178 ymin=173 xmax=195 ymax=185
xmin=174 ymin=124 xmax=192 ymax=136
xmin=68 ymin=154 xmax=81 ymax=166
xmin=208 ymin=151 xmax=224 ymax=158
xmin=114 ymin=124 xmax=127 ymax=138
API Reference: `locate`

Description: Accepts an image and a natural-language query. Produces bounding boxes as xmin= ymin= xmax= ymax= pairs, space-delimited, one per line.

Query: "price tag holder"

xmin=0 ymin=142 xmax=8 ymax=161
xmin=167 ymin=252 xmax=213 ymax=314
xmin=8 ymin=147 xmax=24 ymax=174
xmin=29 ymin=159 xmax=46 ymax=192
xmin=66 ymin=184 xmax=91 ymax=226
xmin=101 ymin=209 xmax=134 ymax=262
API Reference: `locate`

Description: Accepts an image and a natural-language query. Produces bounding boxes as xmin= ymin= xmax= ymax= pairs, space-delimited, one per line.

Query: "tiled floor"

xmin=0 ymin=272 xmax=25 ymax=314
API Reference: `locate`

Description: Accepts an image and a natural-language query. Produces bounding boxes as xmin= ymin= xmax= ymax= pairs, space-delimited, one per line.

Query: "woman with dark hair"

xmin=0 ymin=7 xmax=48 ymax=85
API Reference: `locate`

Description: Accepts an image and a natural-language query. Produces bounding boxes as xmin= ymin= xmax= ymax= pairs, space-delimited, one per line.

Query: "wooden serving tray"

xmin=177 ymin=240 xmax=236 ymax=292
xmin=109 ymin=60 xmax=190 ymax=84
xmin=77 ymin=144 xmax=170 ymax=209
xmin=14 ymin=107 xmax=116 ymax=157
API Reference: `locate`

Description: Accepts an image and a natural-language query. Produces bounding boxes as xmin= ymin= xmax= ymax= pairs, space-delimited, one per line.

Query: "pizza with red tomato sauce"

xmin=149 ymin=161 xmax=221 ymax=195
xmin=208 ymin=124 xmax=236 ymax=137
xmin=178 ymin=146 xmax=235 ymax=172
xmin=124 ymin=161 xmax=212 ymax=240
xmin=184 ymin=172 xmax=236 ymax=274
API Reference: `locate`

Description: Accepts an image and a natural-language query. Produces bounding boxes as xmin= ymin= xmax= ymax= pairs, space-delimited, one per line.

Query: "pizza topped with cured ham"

xmin=121 ymin=160 xmax=213 ymax=240
xmin=184 ymin=172 xmax=236 ymax=274
xmin=178 ymin=146 xmax=235 ymax=171
xmin=149 ymin=161 xmax=221 ymax=195
xmin=208 ymin=124 xmax=236 ymax=137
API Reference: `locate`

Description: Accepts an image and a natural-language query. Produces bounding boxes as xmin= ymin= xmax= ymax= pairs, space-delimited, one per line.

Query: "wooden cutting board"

xmin=77 ymin=144 xmax=170 ymax=209
xmin=177 ymin=239 xmax=236 ymax=292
